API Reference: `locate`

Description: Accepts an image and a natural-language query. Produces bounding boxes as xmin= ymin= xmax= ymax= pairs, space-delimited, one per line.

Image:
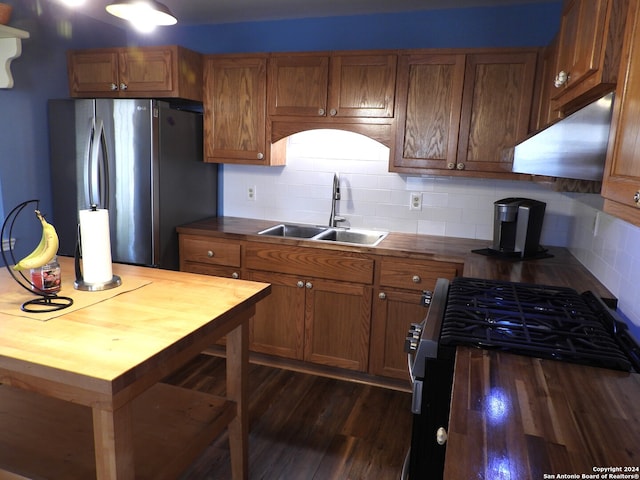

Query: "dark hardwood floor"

xmin=164 ymin=354 xmax=413 ymax=480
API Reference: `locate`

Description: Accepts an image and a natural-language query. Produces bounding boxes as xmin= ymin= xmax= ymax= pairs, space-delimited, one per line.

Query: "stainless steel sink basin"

xmin=257 ymin=223 xmax=388 ymax=246
xmin=313 ymin=228 xmax=388 ymax=246
xmin=257 ymin=223 xmax=329 ymax=238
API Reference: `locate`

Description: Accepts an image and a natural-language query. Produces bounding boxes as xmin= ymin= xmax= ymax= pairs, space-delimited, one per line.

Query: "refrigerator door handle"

xmin=87 ymin=118 xmax=110 ymax=209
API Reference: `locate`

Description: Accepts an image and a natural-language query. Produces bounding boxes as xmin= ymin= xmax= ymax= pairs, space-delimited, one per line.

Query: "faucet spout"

xmin=329 ymin=172 xmax=345 ymax=227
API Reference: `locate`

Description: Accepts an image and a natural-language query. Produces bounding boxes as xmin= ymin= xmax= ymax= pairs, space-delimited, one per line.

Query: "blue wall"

xmin=0 ymin=1 xmax=561 ymax=260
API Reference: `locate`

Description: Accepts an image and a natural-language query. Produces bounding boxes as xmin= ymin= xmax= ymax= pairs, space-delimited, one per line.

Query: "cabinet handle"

xmin=257 ymin=152 xmax=264 ymax=160
xmin=456 ymin=163 xmax=465 ymax=170
xmin=378 ymin=292 xmax=386 ymax=300
xmin=329 ymin=108 xmax=337 ymax=117
xmin=109 ymin=83 xmax=118 ymax=91
xmin=305 ymin=281 xmax=313 ymax=289
xmin=297 ymin=280 xmax=305 ymax=288
xmin=554 ymin=70 xmax=569 ymax=88
xmin=231 ymin=272 xmax=239 ymax=279
xmin=447 ymin=163 xmax=455 ymax=170
xmin=318 ymin=108 xmax=325 ymax=116
xmin=207 ymin=250 xmax=214 ymax=258
xmin=120 ymin=83 xmax=128 ymax=91
xmin=634 ymin=191 xmax=640 ymax=205
xmin=436 ymin=427 xmax=448 ymax=445
xmin=412 ymin=275 xmax=421 ymax=284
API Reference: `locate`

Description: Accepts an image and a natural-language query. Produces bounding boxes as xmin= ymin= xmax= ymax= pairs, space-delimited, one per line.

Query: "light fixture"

xmin=106 ymin=1 xmax=177 ymax=32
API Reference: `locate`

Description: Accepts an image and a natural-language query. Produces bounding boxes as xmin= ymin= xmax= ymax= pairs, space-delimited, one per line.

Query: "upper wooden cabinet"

xmin=602 ymin=1 xmax=640 ymax=227
xmin=203 ymin=55 xmax=285 ymax=166
xmin=268 ymin=52 xmax=397 ymax=119
xmin=67 ymin=46 xmax=202 ymax=101
xmin=392 ymin=53 xmax=465 ymax=172
xmin=550 ymin=0 xmax=628 ymax=114
xmin=531 ymin=36 xmax=563 ymax=131
xmin=392 ymin=49 xmax=537 ymax=178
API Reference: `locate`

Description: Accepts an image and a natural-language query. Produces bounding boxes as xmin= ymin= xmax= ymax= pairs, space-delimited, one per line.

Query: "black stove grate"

xmin=440 ymin=277 xmax=632 ymax=371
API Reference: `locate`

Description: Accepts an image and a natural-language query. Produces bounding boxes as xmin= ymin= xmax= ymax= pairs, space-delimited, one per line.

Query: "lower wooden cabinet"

xmin=370 ymin=289 xmax=430 ymax=380
xmin=369 ymin=257 xmax=461 ymax=381
xmin=178 ymin=232 xmax=461 ymax=381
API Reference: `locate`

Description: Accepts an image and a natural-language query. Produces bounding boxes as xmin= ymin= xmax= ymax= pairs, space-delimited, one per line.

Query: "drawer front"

xmin=180 ymin=236 xmax=241 ymax=267
xmin=379 ymin=258 xmax=459 ymax=291
xmin=245 ymin=243 xmax=374 ymax=284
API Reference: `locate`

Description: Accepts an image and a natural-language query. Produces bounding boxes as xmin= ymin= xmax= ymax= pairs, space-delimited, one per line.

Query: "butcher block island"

xmin=0 ymin=256 xmax=270 ymax=480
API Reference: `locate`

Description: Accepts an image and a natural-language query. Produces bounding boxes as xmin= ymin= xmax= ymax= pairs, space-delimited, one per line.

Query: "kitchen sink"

xmin=257 ymin=223 xmax=329 ymax=238
xmin=257 ymin=223 xmax=388 ymax=246
xmin=313 ymin=228 xmax=388 ymax=246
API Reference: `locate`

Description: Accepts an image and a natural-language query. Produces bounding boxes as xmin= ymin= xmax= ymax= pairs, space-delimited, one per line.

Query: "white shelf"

xmin=0 ymin=24 xmax=30 ymax=89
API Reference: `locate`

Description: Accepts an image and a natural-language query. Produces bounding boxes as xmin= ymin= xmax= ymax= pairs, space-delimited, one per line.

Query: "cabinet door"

xmin=268 ymin=55 xmax=329 ymax=117
xmin=246 ymin=270 xmax=305 ymax=360
xmin=457 ymin=52 xmax=537 ymax=174
xmin=370 ymin=289 xmax=428 ymax=381
xmin=602 ymin=1 xmax=640 ymax=225
xmin=204 ymin=56 xmax=269 ymax=165
xmin=304 ymin=278 xmax=372 ymax=372
xmin=329 ymin=54 xmax=397 ymax=118
xmin=391 ymin=53 xmax=465 ymax=172
xmin=553 ymin=0 xmax=608 ymax=99
xmin=67 ymin=50 xmax=119 ymax=96
xmin=118 ymin=48 xmax=174 ymax=94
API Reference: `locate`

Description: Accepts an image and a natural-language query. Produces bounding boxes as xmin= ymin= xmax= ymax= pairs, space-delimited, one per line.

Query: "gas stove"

xmin=403 ymin=276 xmax=640 ymax=480
xmin=439 ymin=277 xmax=639 ymax=372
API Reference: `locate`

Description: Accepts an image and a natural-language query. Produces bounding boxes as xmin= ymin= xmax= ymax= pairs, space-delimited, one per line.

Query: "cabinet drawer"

xmin=379 ymin=259 xmax=459 ymax=291
xmin=245 ymin=243 xmax=374 ymax=284
xmin=180 ymin=236 xmax=241 ymax=267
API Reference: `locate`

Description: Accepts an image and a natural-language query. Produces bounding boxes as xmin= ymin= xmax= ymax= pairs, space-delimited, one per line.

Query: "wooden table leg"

xmin=226 ymin=318 xmax=250 ymax=480
xmin=92 ymin=403 xmax=135 ymax=480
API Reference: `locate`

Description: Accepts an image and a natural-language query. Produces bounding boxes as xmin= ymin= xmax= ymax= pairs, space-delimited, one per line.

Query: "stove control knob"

xmin=404 ymin=336 xmax=419 ymax=352
xmin=421 ymin=290 xmax=432 ymax=306
xmin=436 ymin=427 xmax=448 ymax=445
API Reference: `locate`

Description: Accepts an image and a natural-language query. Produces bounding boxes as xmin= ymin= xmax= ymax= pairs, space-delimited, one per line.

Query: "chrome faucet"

xmin=329 ymin=172 xmax=346 ymax=227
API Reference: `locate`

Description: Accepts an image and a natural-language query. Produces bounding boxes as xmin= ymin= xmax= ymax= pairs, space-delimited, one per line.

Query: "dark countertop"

xmin=178 ymin=216 xmax=614 ymax=299
xmin=179 ymin=217 xmax=639 ymax=477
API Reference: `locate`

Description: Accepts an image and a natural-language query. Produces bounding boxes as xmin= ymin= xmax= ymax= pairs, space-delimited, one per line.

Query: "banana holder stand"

xmin=1 ymin=199 xmax=73 ymax=313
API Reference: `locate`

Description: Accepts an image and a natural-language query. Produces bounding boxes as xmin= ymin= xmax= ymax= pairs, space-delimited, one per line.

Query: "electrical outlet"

xmin=247 ymin=186 xmax=256 ymax=201
xmin=410 ymin=192 xmax=422 ymax=210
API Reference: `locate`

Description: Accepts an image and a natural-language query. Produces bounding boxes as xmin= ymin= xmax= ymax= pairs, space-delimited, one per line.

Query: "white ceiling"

xmin=76 ymin=0 xmax=556 ymax=27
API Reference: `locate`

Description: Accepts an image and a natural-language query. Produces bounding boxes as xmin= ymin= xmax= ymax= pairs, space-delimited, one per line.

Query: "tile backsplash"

xmin=221 ymin=129 xmax=640 ymax=332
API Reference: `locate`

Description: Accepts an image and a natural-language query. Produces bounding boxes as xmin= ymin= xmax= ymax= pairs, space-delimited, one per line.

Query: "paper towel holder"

xmin=74 ymin=205 xmax=121 ymax=291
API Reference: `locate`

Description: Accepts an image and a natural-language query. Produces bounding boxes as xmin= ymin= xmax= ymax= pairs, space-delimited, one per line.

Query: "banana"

xmin=13 ymin=210 xmax=59 ymax=271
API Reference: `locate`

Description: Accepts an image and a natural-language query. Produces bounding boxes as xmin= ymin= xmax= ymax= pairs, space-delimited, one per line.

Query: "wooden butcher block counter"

xmin=0 ymin=256 xmax=270 ymax=480
xmin=443 ymin=253 xmax=640 ymax=479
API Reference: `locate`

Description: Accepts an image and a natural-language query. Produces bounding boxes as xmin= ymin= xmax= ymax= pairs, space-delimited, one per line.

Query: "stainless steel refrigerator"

xmin=48 ymin=99 xmax=218 ymax=270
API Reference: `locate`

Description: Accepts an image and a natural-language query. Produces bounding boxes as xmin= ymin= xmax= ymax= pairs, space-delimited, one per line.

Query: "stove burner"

xmin=440 ymin=278 xmax=633 ymax=371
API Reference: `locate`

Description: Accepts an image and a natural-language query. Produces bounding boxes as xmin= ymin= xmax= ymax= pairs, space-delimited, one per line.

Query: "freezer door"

xmin=49 ymin=99 xmax=95 ymax=258
xmin=97 ymin=98 xmax=154 ymax=266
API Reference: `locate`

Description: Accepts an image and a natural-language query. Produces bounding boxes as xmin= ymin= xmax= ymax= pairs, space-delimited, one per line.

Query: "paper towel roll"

xmin=79 ymin=208 xmax=113 ymax=284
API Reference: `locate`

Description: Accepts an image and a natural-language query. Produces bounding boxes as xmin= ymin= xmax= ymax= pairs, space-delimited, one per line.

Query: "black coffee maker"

xmin=491 ymin=197 xmax=546 ymax=258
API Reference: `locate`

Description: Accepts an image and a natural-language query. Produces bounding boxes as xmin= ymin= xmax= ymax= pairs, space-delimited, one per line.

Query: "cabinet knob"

xmin=297 ymin=280 xmax=305 ymax=288
xmin=207 ymin=250 xmax=214 ymax=258
xmin=305 ymin=281 xmax=313 ymax=289
xmin=119 ymin=83 xmax=128 ymax=91
xmin=436 ymin=427 xmax=448 ymax=445
xmin=378 ymin=292 xmax=386 ymax=300
xmin=231 ymin=272 xmax=239 ymax=279
xmin=456 ymin=163 xmax=465 ymax=170
xmin=554 ymin=70 xmax=569 ymax=88
xmin=109 ymin=83 xmax=118 ymax=91
xmin=318 ymin=108 xmax=325 ymax=116
xmin=447 ymin=163 xmax=455 ymax=170
xmin=634 ymin=191 xmax=640 ymax=205
xmin=329 ymin=108 xmax=337 ymax=117
xmin=412 ymin=275 xmax=421 ymax=284
xmin=257 ymin=152 xmax=264 ymax=160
